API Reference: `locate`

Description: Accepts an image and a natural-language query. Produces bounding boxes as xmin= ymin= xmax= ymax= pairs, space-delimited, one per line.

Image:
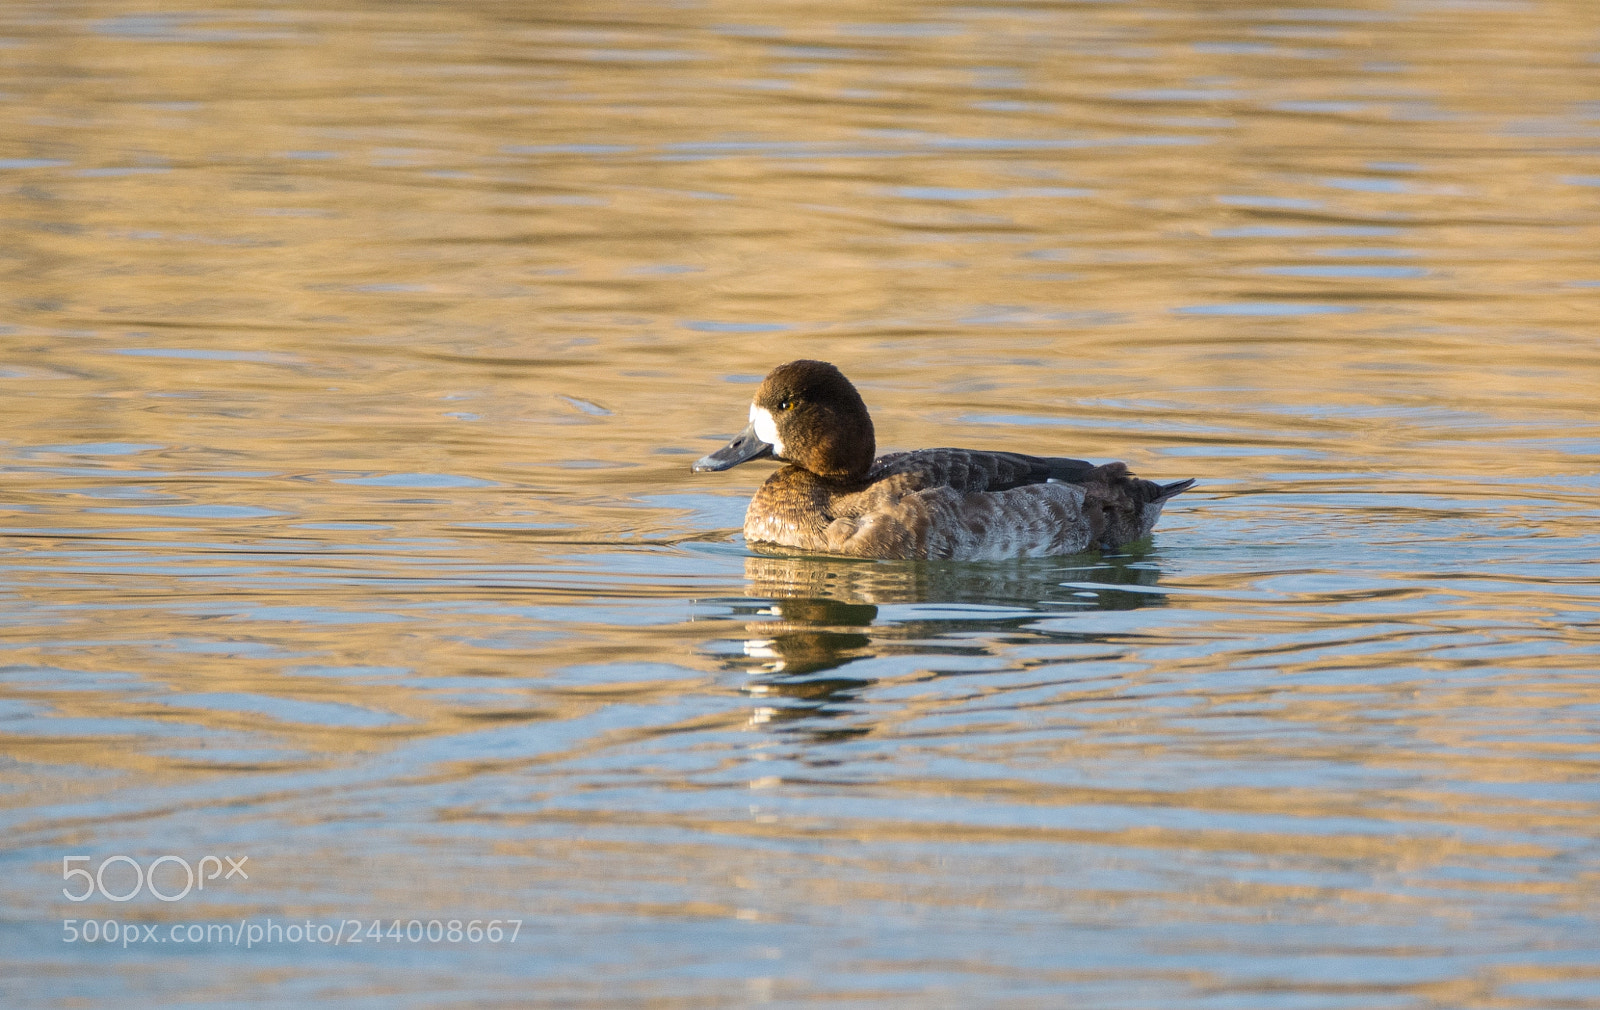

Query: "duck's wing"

xmin=868 ymin=449 xmax=1101 ymax=494
xmin=813 ymin=451 xmax=1195 ymax=559
xmin=869 ymin=449 xmax=1195 ymax=542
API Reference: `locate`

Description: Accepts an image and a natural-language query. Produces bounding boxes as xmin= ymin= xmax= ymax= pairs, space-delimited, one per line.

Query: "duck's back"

xmin=745 ymin=448 xmax=1193 ymax=561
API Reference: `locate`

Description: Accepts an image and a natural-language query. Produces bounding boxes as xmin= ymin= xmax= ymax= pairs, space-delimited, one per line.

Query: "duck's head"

xmin=693 ymin=359 xmax=876 ymax=481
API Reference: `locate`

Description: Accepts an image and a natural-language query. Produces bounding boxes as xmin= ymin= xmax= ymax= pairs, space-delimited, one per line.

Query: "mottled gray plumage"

xmin=694 ymin=360 xmax=1194 ymax=561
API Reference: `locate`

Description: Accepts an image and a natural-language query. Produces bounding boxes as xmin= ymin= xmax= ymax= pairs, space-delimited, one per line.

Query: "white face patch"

xmin=749 ymin=403 xmax=785 ymax=457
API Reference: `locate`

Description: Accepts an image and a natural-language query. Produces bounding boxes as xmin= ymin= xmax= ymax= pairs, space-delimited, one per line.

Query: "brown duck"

xmin=693 ymin=360 xmax=1194 ymax=560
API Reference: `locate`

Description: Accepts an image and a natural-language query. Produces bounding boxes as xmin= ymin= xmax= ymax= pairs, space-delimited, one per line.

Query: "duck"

xmin=692 ymin=359 xmax=1194 ymax=561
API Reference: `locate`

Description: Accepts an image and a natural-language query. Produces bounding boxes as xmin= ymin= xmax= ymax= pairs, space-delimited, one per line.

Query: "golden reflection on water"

xmin=3 ymin=0 xmax=1600 ymax=1004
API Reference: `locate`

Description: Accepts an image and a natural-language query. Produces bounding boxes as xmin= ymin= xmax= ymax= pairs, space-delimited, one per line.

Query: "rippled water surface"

xmin=4 ymin=0 xmax=1600 ymax=1005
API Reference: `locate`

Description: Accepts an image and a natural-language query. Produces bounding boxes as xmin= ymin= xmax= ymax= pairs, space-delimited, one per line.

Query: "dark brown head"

xmin=692 ymin=359 xmax=876 ymax=482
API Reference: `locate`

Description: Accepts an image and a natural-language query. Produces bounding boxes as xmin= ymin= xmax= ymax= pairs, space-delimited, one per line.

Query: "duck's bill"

xmin=692 ymin=423 xmax=774 ymax=472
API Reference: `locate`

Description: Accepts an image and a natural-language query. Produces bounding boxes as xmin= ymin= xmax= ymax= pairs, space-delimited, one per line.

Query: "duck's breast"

xmin=743 ymin=467 xmax=834 ymax=550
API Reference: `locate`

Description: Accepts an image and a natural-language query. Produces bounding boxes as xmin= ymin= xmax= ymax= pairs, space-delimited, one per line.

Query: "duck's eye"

xmin=779 ymin=399 xmax=795 ymax=411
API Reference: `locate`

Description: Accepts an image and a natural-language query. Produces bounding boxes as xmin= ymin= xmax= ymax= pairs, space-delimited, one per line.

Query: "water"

xmin=3 ymin=0 xmax=1599 ymax=1005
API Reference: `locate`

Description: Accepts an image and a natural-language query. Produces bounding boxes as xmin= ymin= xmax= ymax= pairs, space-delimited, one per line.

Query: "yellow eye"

xmin=779 ymin=399 xmax=795 ymax=411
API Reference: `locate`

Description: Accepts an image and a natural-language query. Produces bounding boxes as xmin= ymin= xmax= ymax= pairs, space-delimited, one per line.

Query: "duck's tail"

xmin=1076 ymin=465 xmax=1195 ymax=549
xmin=1154 ymin=477 xmax=1196 ymax=502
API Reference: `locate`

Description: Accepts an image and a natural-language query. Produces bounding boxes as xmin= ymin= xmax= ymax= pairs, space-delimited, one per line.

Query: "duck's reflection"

xmin=728 ymin=550 xmax=1174 ymax=739
xmin=743 ymin=550 xmax=1168 ymax=610
xmin=737 ymin=593 xmax=878 ymax=737
xmin=741 ymin=596 xmax=876 ymax=676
